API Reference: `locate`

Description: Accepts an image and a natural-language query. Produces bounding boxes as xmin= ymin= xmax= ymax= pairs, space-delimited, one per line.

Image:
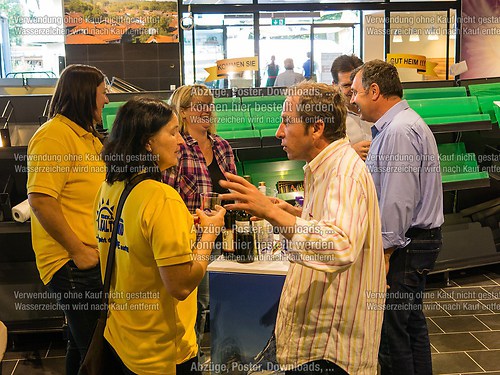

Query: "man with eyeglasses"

xmin=330 ymin=54 xmax=372 ymax=160
xmin=351 ymin=60 xmax=443 ymax=375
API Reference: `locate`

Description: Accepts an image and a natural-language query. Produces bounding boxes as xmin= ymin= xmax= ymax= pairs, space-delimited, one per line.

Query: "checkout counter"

xmin=208 ymin=256 xmax=289 ymax=373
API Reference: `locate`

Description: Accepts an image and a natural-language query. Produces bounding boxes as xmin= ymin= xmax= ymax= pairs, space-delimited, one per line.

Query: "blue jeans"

xmin=379 ymin=228 xmax=442 ymax=375
xmin=47 ymin=260 xmax=102 ymax=375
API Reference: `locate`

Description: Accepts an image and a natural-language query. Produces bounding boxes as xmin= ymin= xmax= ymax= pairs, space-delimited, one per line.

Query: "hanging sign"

xmin=205 ymin=56 xmax=259 ymax=82
xmin=387 ymin=54 xmax=438 ymax=77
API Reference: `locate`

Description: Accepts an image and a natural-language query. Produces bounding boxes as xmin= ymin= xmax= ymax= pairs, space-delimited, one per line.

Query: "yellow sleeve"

xmin=141 ymin=188 xmax=195 ymax=267
xmin=27 ymin=136 xmax=71 ymax=199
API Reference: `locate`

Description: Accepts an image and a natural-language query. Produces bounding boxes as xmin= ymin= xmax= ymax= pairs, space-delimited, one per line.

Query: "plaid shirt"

xmin=163 ymin=133 xmax=237 ymax=213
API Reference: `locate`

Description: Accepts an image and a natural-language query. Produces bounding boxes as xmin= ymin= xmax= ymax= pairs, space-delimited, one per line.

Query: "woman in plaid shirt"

xmin=164 ymin=84 xmax=237 ymax=349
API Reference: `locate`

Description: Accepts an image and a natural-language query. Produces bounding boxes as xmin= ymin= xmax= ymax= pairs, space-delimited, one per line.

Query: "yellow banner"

xmin=205 ymin=56 xmax=259 ymax=82
xmin=386 ymin=54 xmax=437 ymax=77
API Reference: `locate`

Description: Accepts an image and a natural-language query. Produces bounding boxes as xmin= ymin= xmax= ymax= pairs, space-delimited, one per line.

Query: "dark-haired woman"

xmin=27 ymin=64 xmax=109 ymax=374
xmin=165 ymin=84 xmax=237 ymax=348
xmin=95 ymin=97 xmax=224 ymax=374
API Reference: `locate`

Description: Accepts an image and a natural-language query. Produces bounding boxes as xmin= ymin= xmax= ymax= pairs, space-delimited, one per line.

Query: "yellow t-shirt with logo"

xmin=95 ymin=179 xmax=198 ymax=375
xmin=27 ymin=114 xmax=105 ymax=285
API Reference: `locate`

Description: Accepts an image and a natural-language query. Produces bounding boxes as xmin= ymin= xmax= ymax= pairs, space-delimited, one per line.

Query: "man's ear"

xmin=370 ymin=83 xmax=381 ymax=101
xmin=312 ymin=119 xmax=325 ymax=139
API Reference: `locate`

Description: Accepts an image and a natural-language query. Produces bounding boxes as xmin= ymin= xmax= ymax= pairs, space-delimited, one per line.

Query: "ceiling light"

xmin=392 ymin=29 xmax=403 ymax=43
xmin=409 ymin=29 xmax=420 ymax=42
xmin=427 ymin=26 xmax=439 ymax=41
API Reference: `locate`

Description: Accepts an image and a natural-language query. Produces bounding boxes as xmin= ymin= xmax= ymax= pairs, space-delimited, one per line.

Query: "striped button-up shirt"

xmin=276 ymin=138 xmax=386 ymax=374
xmin=163 ymin=133 xmax=237 ymax=214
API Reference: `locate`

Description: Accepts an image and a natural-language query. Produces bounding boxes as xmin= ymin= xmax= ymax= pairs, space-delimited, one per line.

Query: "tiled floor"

xmin=426 ymin=266 xmax=500 ymax=374
xmin=2 ymin=265 xmax=499 ymax=375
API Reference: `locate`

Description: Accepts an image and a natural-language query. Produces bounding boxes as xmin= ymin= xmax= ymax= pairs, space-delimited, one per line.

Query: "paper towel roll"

xmin=12 ymin=199 xmax=30 ymax=223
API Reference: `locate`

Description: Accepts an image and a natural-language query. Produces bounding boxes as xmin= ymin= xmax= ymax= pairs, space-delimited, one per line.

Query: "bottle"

xmin=222 ymin=210 xmax=235 ymax=260
xmin=235 ymin=210 xmax=254 ymax=263
xmin=258 ymin=181 xmax=267 ymax=195
xmin=243 ymin=175 xmax=253 ymax=184
xmin=253 ymin=181 xmax=274 ymax=256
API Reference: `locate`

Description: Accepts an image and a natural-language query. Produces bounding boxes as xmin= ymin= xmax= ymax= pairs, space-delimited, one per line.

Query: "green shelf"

xmin=477 ymin=95 xmax=500 ymax=124
xmin=403 ymin=87 xmax=467 ymax=100
xmin=103 ymin=114 xmax=117 ymax=130
xmin=438 ymin=143 xmax=490 ymax=189
xmin=468 ymin=82 xmax=500 ymax=97
xmin=441 ymin=171 xmax=489 ymax=183
xmin=260 ymin=128 xmax=278 ymax=137
xmin=438 ymin=142 xmax=467 ymax=155
xmin=241 ymin=95 xmax=286 ymax=107
xmin=217 ymin=129 xmax=260 ymax=139
xmin=425 ymin=114 xmax=491 ymax=125
xmin=214 ymin=97 xmax=241 ymax=110
xmin=215 ymin=110 xmax=253 ymax=131
xmin=494 ymin=102 xmax=500 ymax=128
xmin=408 ymin=97 xmax=480 ymax=118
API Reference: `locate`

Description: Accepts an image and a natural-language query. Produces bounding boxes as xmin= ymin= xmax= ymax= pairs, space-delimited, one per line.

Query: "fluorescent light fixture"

xmin=409 ymin=29 xmax=420 ymax=42
xmin=393 ymin=34 xmax=403 ymax=43
xmin=427 ymin=26 xmax=439 ymax=41
xmin=392 ymin=29 xmax=403 ymax=43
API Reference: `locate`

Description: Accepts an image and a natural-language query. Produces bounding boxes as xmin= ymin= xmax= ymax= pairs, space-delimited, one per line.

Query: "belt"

xmin=405 ymin=227 xmax=441 ymax=238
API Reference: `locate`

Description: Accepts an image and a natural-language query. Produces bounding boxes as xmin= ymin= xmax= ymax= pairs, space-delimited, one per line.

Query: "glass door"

xmin=192 ymin=27 xmax=225 ymax=86
xmin=182 ymin=14 xmax=254 ymax=87
xmin=259 ymin=25 xmax=311 ymax=87
xmin=312 ymin=25 xmax=357 ymax=84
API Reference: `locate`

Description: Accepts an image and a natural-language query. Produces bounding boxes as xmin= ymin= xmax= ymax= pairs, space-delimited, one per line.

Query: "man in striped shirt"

xmin=221 ymin=81 xmax=386 ymax=374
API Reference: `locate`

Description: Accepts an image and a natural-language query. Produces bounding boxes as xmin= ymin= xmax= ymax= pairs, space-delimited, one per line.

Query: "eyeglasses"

xmin=189 ymin=103 xmax=215 ymax=112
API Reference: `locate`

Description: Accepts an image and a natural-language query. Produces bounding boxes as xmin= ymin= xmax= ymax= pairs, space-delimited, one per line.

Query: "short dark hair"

xmin=351 ymin=59 xmax=403 ymax=99
xmin=49 ymin=64 xmax=105 ymax=134
xmin=330 ymin=54 xmax=363 ymax=84
xmin=102 ymin=97 xmax=175 ymax=183
xmin=287 ymin=81 xmax=346 ymax=143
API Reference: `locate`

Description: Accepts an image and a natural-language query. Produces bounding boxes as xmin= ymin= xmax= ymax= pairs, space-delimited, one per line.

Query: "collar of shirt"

xmin=372 ymin=99 xmax=409 ymax=136
xmin=182 ymin=132 xmax=218 ymax=147
xmin=56 ymin=114 xmax=92 ymax=138
xmin=304 ymin=138 xmax=350 ymax=176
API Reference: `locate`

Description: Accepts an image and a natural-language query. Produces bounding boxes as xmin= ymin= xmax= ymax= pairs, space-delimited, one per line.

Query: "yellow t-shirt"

xmin=95 ymin=179 xmax=198 ymax=375
xmin=27 ymin=114 xmax=105 ymax=285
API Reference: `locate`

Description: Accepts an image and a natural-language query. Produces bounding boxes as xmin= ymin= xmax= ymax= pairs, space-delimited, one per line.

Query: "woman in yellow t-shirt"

xmin=95 ymin=97 xmax=225 ymax=374
xmin=27 ymin=64 xmax=109 ymax=375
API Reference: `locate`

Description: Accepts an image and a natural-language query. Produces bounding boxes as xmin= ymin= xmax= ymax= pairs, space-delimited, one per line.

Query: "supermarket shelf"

xmin=429 ymin=120 xmax=493 ymax=134
xmin=442 ymin=177 xmax=491 ymax=192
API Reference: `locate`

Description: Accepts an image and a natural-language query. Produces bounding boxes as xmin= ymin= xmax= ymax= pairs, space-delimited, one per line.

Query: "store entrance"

xmin=182 ymin=11 xmax=361 ymax=87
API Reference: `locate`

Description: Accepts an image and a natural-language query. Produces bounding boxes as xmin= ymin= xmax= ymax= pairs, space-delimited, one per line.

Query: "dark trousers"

xmin=285 ymin=360 xmax=349 ymax=374
xmin=110 ymin=341 xmax=201 ymax=375
xmin=378 ymin=228 xmax=442 ymax=375
xmin=47 ymin=260 xmax=102 ymax=375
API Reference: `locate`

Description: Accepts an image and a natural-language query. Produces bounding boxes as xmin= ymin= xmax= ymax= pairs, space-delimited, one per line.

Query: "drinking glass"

xmin=201 ymin=192 xmax=221 ymax=215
